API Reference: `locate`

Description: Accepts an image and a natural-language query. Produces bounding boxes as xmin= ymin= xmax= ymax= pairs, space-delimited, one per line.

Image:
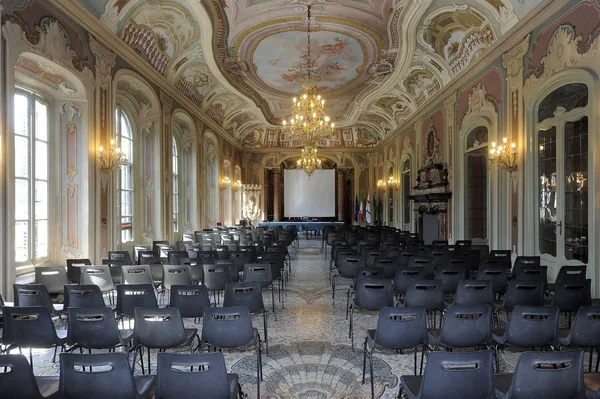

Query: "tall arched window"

xmin=14 ymin=89 xmax=49 ymax=265
xmin=116 ymin=107 xmax=134 ymax=243
xmin=464 ymin=126 xmax=488 ymax=241
xmin=172 ymin=137 xmax=179 ymax=233
xmin=535 ymin=83 xmax=589 ymax=265
xmin=401 ymin=158 xmax=412 ymax=230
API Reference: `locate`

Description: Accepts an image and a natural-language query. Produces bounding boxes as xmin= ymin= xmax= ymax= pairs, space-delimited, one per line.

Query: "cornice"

xmin=245 ymin=147 xmax=371 ymax=154
xmin=373 ymin=0 xmax=561 ymax=151
xmin=49 ymin=0 xmax=244 ymax=152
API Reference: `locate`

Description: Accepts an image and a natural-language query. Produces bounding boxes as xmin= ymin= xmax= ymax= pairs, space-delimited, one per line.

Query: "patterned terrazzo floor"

xmin=4 ymin=236 xmax=583 ymax=398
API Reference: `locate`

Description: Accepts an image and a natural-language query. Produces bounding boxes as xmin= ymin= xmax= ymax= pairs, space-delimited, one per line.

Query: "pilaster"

xmin=160 ymin=91 xmax=173 ymax=239
xmin=273 ymin=168 xmax=281 ymax=221
xmin=337 ymin=169 xmax=344 ymax=222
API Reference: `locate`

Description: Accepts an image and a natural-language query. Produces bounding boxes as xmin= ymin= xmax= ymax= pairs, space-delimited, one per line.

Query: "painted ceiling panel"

xmin=74 ymin=0 xmax=543 ymax=148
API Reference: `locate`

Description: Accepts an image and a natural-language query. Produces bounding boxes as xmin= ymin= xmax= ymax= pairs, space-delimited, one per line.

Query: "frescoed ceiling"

xmin=76 ymin=0 xmax=543 ymax=148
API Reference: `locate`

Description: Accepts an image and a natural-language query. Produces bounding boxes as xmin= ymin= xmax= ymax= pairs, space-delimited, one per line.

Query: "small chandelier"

xmin=282 ymin=5 xmax=334 ymax=166
xmin=98 ymin=139 xmax=129 ymax=190
xmin=232 ymin=179 xmax=242 ymax=192
xmin=220 ymin=176 xmax=232 ymax=191
xmin=387 ymin=176 xmax=399 ymax=191
xmin=297 ymin=146 xmax=322 ymax=178
xmin=376 ymin=179 xmax=387 ymax=192
xmin=489 ymin=136 xmax=519 ymax=190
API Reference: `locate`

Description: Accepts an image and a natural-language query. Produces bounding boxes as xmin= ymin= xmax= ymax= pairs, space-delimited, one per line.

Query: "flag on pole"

xmin=372 ymin=199 xmax=377 ymax=224
xmin=365 ymin=193 xmax=372 ymax=224
xmin=359 ymin=200 xmax=364 ymax=223
xmin=354 ymin=195 xmax=359 ymax=223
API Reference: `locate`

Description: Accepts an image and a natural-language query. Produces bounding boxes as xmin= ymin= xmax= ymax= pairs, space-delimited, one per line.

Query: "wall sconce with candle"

xmin=98 ymin=139 xmax=129 ymax=191
xmin=220 ymin=176 xmax=232 ymax=191
xmin=489 ymin=136 xmax=519 ymax=192
xmin=387 ymin=176 xmax=400 ymax=192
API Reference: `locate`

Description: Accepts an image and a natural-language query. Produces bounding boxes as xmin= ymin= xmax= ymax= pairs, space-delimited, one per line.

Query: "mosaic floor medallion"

xmin=232 ymin=341 xmax=397 ymax=399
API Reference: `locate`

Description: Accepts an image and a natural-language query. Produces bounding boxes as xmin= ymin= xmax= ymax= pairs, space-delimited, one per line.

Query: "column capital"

xmin=160 ymin=90 xmax=174 ymax=115
xmin=89 ymin=35 xmax=116 ymax=89
xmin=502 ymin=34 xmax=531 ymax=85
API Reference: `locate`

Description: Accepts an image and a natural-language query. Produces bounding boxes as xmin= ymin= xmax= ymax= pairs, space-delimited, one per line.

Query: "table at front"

xmin=258 ymin=221 xmax=345 ymax=239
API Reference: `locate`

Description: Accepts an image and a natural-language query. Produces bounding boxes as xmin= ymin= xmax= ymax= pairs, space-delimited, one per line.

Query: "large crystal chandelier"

xmin=282 ymin=5 xmax=334 ymax=174
xmin=297 ymin=146 xmax=322 ymax=178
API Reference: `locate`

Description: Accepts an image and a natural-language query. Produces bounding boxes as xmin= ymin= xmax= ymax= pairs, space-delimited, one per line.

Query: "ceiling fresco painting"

xmin=77 ymin=0 xmax=543 ymax=148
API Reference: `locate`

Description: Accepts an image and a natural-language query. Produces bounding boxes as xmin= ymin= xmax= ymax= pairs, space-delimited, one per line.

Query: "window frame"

xmin=172 ymin=136 xmax=179 ymax=233
xmin=115 ymin=106 xmax=135 ymax=244
xmin=464 ymin=126 xmax=489 ymax=242
xmin=13 ymin=88 xmax=51 ymax=269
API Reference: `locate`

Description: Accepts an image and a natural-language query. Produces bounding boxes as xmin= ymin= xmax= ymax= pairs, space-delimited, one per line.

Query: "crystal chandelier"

xmin=297 ymin=146 xmax=322 ymax=178
xmin=98 ymin=139 xmax=129 ymax=190
xmin=282 ymin=5 xmax=334 ymax=174
xmin=489 ymin=136 xmax=519 ymax=191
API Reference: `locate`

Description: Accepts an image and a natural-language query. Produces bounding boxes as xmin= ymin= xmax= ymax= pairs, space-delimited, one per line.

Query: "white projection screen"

xmin=284 ymin=169 xmax=335 ymax=217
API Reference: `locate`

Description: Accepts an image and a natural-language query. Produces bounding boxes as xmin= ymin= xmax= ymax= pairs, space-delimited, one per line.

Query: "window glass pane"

xmin=402 ymin=159 xmax=411 ymax=225
xmin=35 ymin=141 xmax=48 ymax=181
xmin=35 ymin=220 xmax=48 ymax=258
xmin=538 ymin=127 xmax=557 ymax=257
xmin=14 ymin=136 xmax=29 ymax=178
xmin=121 ymin=165 xmax=133 ymax=190
xmin=35 ymin=181 xmax=48 ymax=220
xmin=538 ymin=83 xmax=588 ymax=123
xmin=15 ymin=179 xmax=29 ymax=220
xmin=466 ymin=126 xmax=488 ymax=149
xmin=35 ymin=100 xmax=48 ymax=141
xmin=465 ymin=149 xmax=488 ymax=240
xmin=15 ymin=221 xmax=29 ymax=262
xmin=121 ymin=217 xmax=132 ymax=243
xmin=121 ymin=115 xmax=132 ymax=139
xmin=564 ymin=117 xmax=588 ymax=263
xmin=14 ymin=94 xmax=29 ymax=137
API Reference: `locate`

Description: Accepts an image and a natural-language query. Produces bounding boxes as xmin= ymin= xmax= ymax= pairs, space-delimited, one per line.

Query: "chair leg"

xmin=263 ymin=311 xmax=269 ymax=356
xmin=494 ymin=345 xmax=500 ymax=373
xmin=420 ymin=347 xmax=425 ymax=375
xmin=362 ymin=339 xmax=367 ymax=384
xmin=369 ymin=351 xmax=375 ymax=399
xmin=350 ymin=306 xmax=355 ymax=350
xmin=590 ymin=347 xmax=594 ymax=372
xmin=147 ymin=347 xmax=151 ymax=374
xmin=413 ymin=348 xmax=417 ymax=376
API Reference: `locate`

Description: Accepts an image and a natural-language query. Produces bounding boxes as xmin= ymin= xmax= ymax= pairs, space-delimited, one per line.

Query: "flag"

xmin=354 ymin=195 xmax=359 ymax=223
xmin=359 ymin=200 xmax=364 ymax=223
xmin=365 ymin=193 xmax=372 ymax=224
xmin=372 ymin=199 xmax=377 ymax=223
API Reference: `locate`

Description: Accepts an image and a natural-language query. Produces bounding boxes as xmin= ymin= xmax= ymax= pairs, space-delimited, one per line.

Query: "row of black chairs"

xmin=0 ymin=351 xmax=243 ymax=399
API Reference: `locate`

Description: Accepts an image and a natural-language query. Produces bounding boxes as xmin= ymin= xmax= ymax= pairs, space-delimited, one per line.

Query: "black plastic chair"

xmin=497 ymin=279 xmax=544 ymax=314
xmin=152 ymin=240 xmax=170 ymax=255
xmin=511 ymin=256 xmax=541 ymax=278
xmin=109 ymin=250 xmax=134 ymax=266
xmin=493 ymin=350 xmax=585 ymax=399
xmin=362 ymin=306 xmax=428 ymax=398
xmin=80 ymin=265 xmax=115 ymax=304
xmin=121 ymin=265 xmax=154 ymax=285
xmin=400 ymin=350 xmax=494 ymax=399
xmin=2 ymin=306 xmax=67 ymax=365
xmin=133 ymin=307 xmax=199 ymax=374
xmin=0 ymin=353 xmax=59 ymax=398
xmin=489 ymin=249 xmax=512 ymax=269
xmin=159 ymin=264 xmax=193 ymax=302
xmin=224 ymin=281 xmax=269 ymax=354
xmin=428 ymin=304 xmax=492 ymax=350
xmin=59 ymin=352 xmax=154 ymax=399
xmin=13 ymin=283 xmax=65 ymax=321
xmin=66 ymin=258 xmax=92 ymax=283
xmin=349 ymin=277 xmax=394 ymax=350
xmin=201 ymin=306 xmax=262 ymax=398
xmin=453 ymin=280 xmax=493 ymax=306
xmin=407 ymin=256 xmax=435 ymax=278
xmin=167 ymin=250 xmax=189 ymax=265
xmin=560 ymin=306 xmax=600 ymax=372
xmin=155 ymin=352 xmax=242 ymax=399
xmin=64 ymin=284 xmax=106 ymax=308
xmin=67 ymin=307 xmax=133 ymax=353
xmin=102 ymin=259 xmax=126 ymax=284
xmin=393 ymin=267 xmax=426 ymax=300
xmin=434 ymin=264 xmax=465 ymax=295
xmin=115 ymin=284 xmax=158 ymax=326
xmin=548 ymin=278 xmax=592 ymax=327
xmin=332 ymin=255 xmax=364 ymax=305
xmin=372 ymin=256 xmax=398 ymax=279
xmin=203 ymin=263 xmax=233 ymax=305
xmin=133 ymin=245 xmax=151 ymax=264
xmin=515 ymin=265 xmax=548 ymax=289
xmin=492 ymin=305 xmax=559 ymax=372
xmin=548 ymin=265 xmax=587 ymax=292
xmin=403 ymin=280 xmax=444 ymax=328
xmin=169 ymin=284 xmax=211 ymax=324
xmin=477 ymin=264 xmax=508 ymax=296
xmin=35 ymin=266 xmax=69 ymax=296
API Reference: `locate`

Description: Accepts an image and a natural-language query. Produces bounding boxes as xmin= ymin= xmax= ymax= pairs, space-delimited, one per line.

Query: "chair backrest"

xmin=374 ymin=306 xmax=428 ymax=350
xmin=489 ymin=249 xmax=512 ymax=269
xmin=476 ymin=265 xmax=508 ymax=294
xmin=108 ymin=250 xmax=133 ymax=265
xmin=60 ymin=352 xmax=139 ymax=399
xmin=2 ymin=306 xmax=59 ymax=348
xmin=202 ymin=263 xmax=233 ymax=290
xmin=80 ymin=265 xmax=114 ymax=293
xmin=439 ymin=305 xmax=491 ymax=348
xmin=555 ymin=265 xmax=587 ymax=285
xmin=152 ymin=240 xmax=170 ymax=255
xmin=169 ymin=284 xmax=210 ymax=318
xmin=134 ymin=307 xmax=187 ymax=348
xmin=515 ymin=265 xmax=548 ymax=286
xmin=337 ymin=255 xmax=364 ymax=278
xmin=355 ymin=267 xmax=387 ymax=280
xmin=453 ymin=280 xmax=493 ymax=306
xmin=67 ymin=307 xmax=122 ymax=349
xmin=162 ymin=265 xmax=193 ymax=290
xmin=434 ymin=265 xmax=465 ymax=294
xmin=364 ymin=251 xmax=385 ymax=268
xmin=101 ymin=259 xmax=125 ymax=283
xmin=567 ymin=306 xmax=600 ymax=347
xmin=372 ymin=256 xmax=399 ymax=279
xmin=13 ymin=283 xmax=55 ymax=314
xmin=223 ymin=281 xmax=264 ymax=313
xmin=242 ymin=263 xmax=273 ymax=285
xmin=418 ymin=351 xmax=494 ymax=399
xmin=404 ymin=279 xmax=444 ymax=311
xmin=353 ymin=277 xmax=394 ymax=311
xmin=0 ymin=354 xmax=51 ymax=398
xmin=512 ymin=256 xmax=541 ymax=278
xmin=503 ymin=280 xmax=544 ymax=311
xmin=121 ymin=265 xmax=154 ymax=285
xmin=115 ymin=284 xmax=157 ymax=318
xmin=167 ymin=251 xmax=189 ymax=265
xmin=506 ymin=350 xmax=585 ymax=399
xmin=550 ymin=278 xmax=592 ymax=312
xmin=505 ymin=306 xmax=559 ymax=347
xmin=202 ymin=306 xmax=255 ymax=348
xmin=137 ymin=250 xmax=156 ymax=265
xmin=407 ymin=256 xmax=434 ymax=277
xmin=66 ymin=258 xmax=92 ymax=283
xmin=393 ymin=267 xmax=426 ymax=296
xmin=155 ymin=352 xmax=231 ymax=399
xmin=133 ymin=245 xmax=151 ymax=263
xmin=64 ymin=284 xmax=105 ymax=308
xmin=34 ymin=266 xmax=68 ymax=294
xmin=157 ymin=244 xmax=176 ymax=258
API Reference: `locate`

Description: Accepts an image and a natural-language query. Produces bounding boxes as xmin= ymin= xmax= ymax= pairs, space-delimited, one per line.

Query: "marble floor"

xmin=10 ymin=237 xmax=537 ymax=398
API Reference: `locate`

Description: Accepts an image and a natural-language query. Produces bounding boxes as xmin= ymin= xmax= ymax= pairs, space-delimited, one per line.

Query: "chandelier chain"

xmin=307 ymin=5 xmax=311 ymax=82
